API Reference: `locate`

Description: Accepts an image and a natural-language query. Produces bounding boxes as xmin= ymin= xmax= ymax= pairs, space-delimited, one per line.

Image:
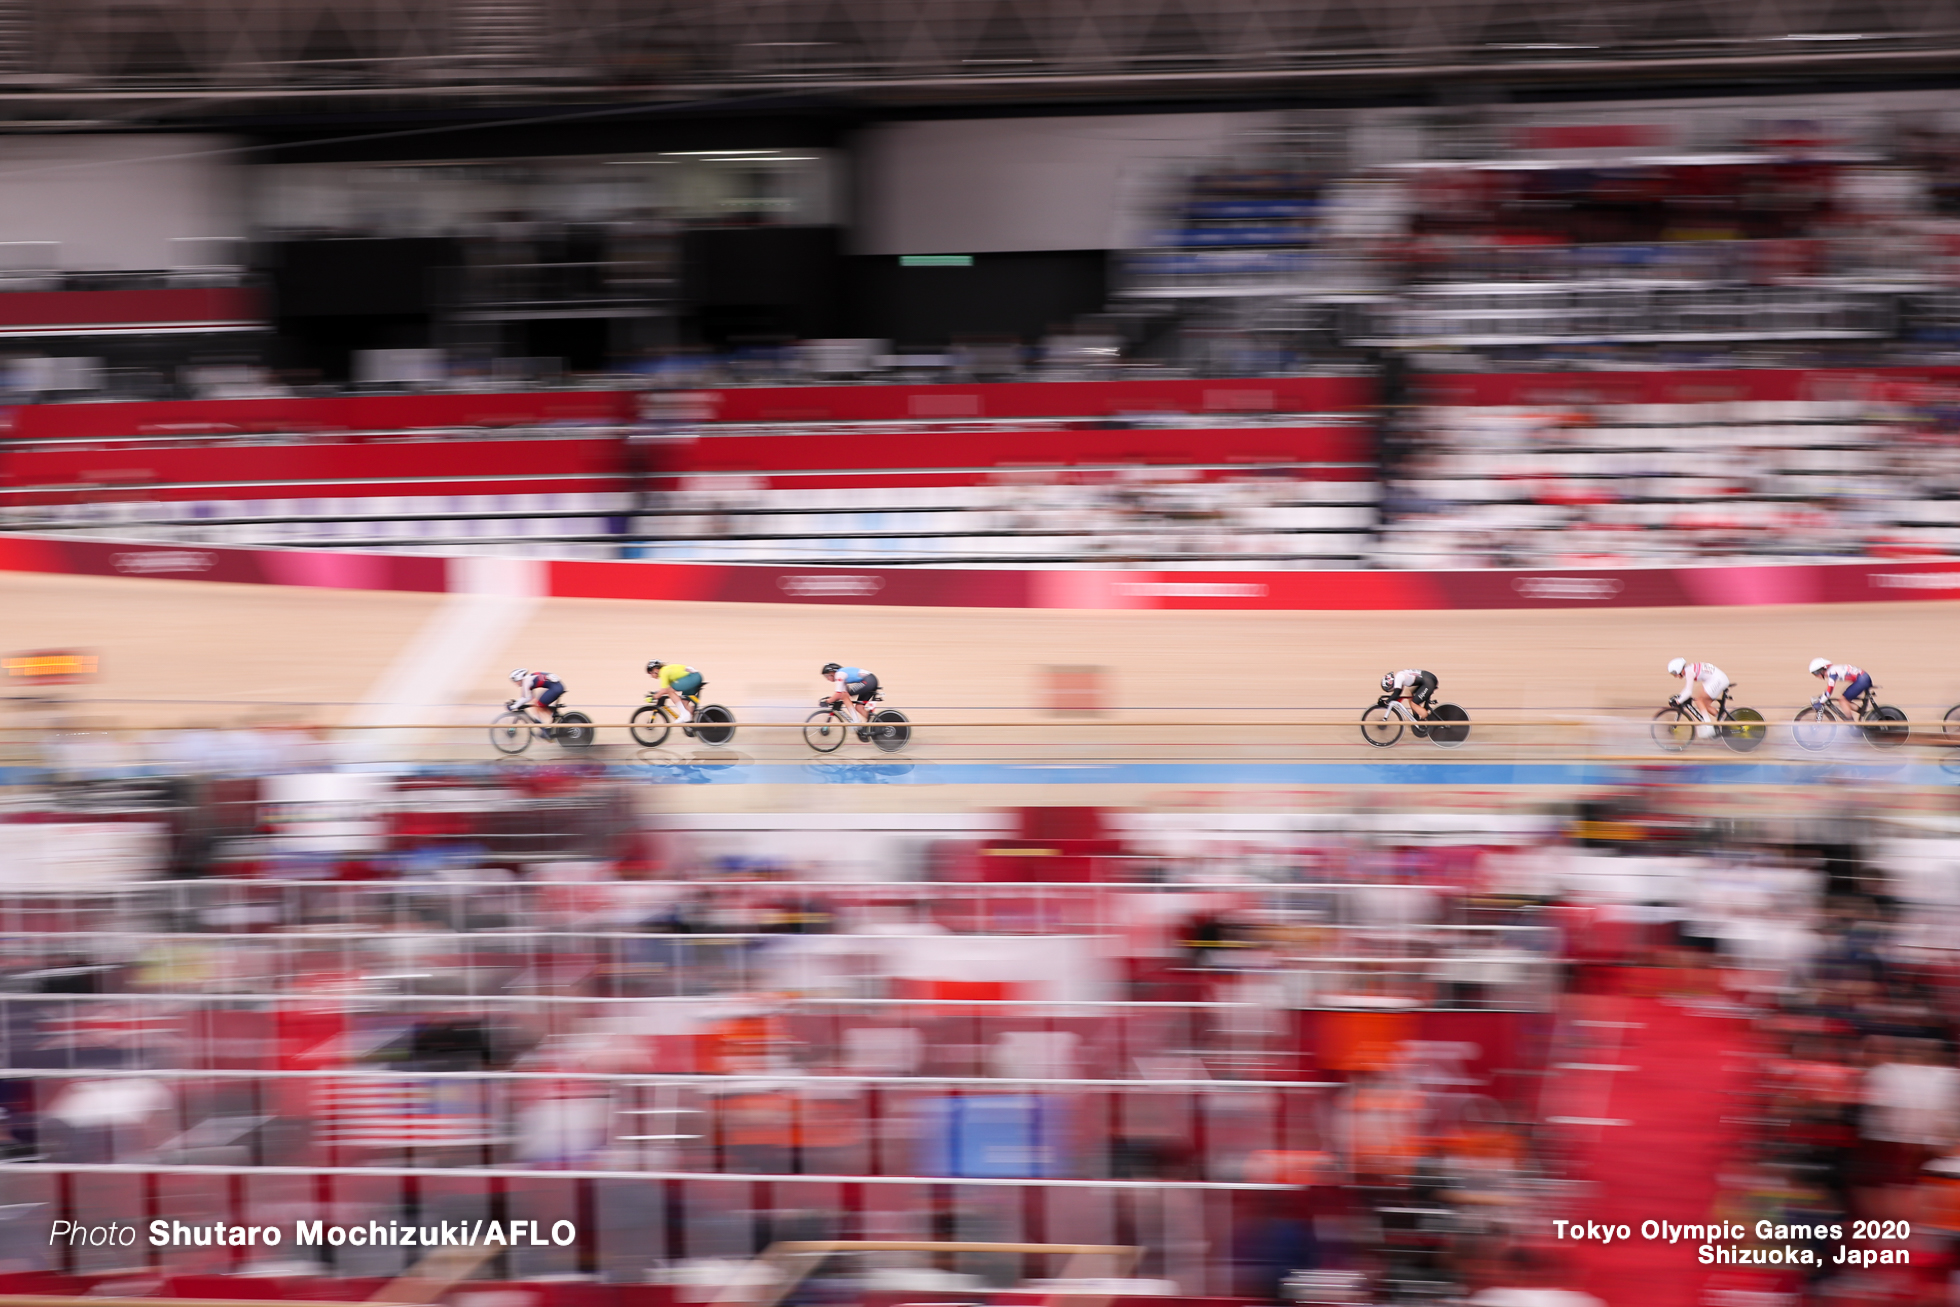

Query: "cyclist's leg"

xmin=1844 ymin=671 xmax=1873 ymax=712
xmin=1413 ymin=672 xmax=1437 ymax=719
xmin=672 ymin=671 xmax=704 ymax=719
xmin=537 ymin=683 xmax=566 ymax=718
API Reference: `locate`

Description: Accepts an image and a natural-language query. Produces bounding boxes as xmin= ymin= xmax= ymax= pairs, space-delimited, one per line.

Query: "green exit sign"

xmin=900 ymin=254 xmax=974 ymax=267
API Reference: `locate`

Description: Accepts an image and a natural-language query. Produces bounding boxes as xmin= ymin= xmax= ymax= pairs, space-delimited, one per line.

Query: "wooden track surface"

xmin=6 ymin=569 xmax=1958 ymax=726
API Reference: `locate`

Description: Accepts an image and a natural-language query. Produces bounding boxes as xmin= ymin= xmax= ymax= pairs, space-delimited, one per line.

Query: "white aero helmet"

xmin=509 ymin=668 xmax=529 ymax=684
xmin=1666 ymin=657 xmax=1687 ymax=677
xmin=1808 ymin=657 xmax=1831 ymax=676
xmin=1380 ymin=672 xmax=1396 ymax=692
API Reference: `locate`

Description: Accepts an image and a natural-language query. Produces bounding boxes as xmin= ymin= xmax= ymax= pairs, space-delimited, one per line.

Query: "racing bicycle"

xmin=490 ymin=704 xmax=595 ymax=754
xmin=804 ymin=695 xmax=910 ymax=754
xmin=629 ymin=692 xmax=737 ymax=747
xmin=1650 ymin=685 xmax=1765 ymax=753
xmin=1793 ymin=685 xmax=1908 ymax=751
xmin=1361 ymin=695 xmax=1470 ymax=748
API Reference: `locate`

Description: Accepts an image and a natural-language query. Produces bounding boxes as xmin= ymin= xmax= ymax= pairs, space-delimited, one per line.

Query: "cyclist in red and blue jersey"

xmin=508 ymin=668 xmax=566 ymax=719
xmin=1809 ymin=657 xmax=1872 ymax=705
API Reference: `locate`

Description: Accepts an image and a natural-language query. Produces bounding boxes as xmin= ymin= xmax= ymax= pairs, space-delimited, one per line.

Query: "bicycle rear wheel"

xmin=803 ymin=709 xmax=846 ymax=753
xmin=630 ymin=705 xmax=672 ymax=748
xmin=1650 ymin=707 xmax=1693 ymax=752
xmin=1720 ymin=706 xmax=1765 ymax=753
xmin=869 ymin=708 xmax=911 ymax=753
xmin=1360 ymin=705 xmax=1403 ymax=748
xmin=693 ymin=704 xmax=736 ymax=746
xmin=1791 ymin=705 xmax=1836 ymax=752
xmin=1426 ymin=702 xmax=1470 ymax=748
xmin=1864 ymin=705 xmax=1909 ymax=750
xmin=490 ymin=711 xmax=534 ymax=755
xmin=553 ymin=711 xmax=595 ymax=748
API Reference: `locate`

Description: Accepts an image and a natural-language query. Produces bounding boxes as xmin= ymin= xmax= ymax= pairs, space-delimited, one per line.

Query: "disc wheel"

xmin=869 ymin=708 xmax=911 ymax=753
xmin=693 ymin=704 xmax=736 ymax=746
xmin=1426 ymin=702 xmax=1470 ymax=748
xmin=552 ymin=710 xmax=595 ymax=748
xmin=1360 ymin=704 xmax=1403 ymax=748
xmin=1864 ymin=705 xmax=1909 ymax=750
xmin=630 ymin=705 xmax=672 ymax=748
xmin=490 ymin=711 xmax=534 ymax=755
xmin=1650 ymin=707 xmax=1693 ymax=752
xmin=803 ymin=709 xmax=847 ymax=753
xmin=1791 ymin=705 xmax=1836 ymax=752
xmin=1720 ymin=707 xmax=1766 ymax=753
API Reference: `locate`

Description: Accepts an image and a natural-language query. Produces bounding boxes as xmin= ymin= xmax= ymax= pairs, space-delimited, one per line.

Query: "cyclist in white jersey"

xmin=1665 ymin=657 xmax=1729 ymax=727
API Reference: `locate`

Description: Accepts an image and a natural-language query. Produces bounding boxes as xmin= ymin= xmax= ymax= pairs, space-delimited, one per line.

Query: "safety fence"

xmin=0 ymin=1066 xmax=1361 ymax=1182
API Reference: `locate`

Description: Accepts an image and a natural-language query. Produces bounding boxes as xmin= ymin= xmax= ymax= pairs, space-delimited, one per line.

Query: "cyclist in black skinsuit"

xmin=1381 ymin=668 xmax=1438 ymax=721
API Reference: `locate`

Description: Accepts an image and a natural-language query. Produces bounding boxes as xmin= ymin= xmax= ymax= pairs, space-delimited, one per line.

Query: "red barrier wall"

xmin=697 ymin=376 xmax=1373 ymax=421
xmin=2 ymin=377 xmax=1372 ymax=444
xmin=1416 ymin=366 xmax=1960 ymax=407
xmin=2 ymin=427 xmax=1368 ymax=501
xmin=6 ymin=390 xmax=637 ymax=442
xmin=0 ymin=287 xmax=264 ymax=331
xmin=5 ymin=534 xmax=1960 ymax=611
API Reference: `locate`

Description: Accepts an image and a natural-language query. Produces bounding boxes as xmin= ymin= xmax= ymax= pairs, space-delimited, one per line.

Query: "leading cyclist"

xmin=645 ymin=659 xmax=707 ymax=723
xmin=1666 ymin=657 xmax=1728 ymax=729
xmin=1380 ymin=668 xmax=1438 ymax=721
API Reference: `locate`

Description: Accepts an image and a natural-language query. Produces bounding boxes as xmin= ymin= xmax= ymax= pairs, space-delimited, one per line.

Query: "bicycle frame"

xmin=1813 ymin=689 xmax=1876 ymax=722
xmin=1372 ymin=695 xmax=1418 ymax=722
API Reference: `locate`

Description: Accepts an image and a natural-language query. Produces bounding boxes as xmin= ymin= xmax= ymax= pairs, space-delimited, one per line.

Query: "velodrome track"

xmin=7 ymin=567 xmax=1960 ymax=793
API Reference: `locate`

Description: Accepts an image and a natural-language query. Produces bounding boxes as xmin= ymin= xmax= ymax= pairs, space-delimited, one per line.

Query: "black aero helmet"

xmin=821 ymin=663 xmax=841 ymax=676
xmin=646 ymin=660 xmax=664 ymax=674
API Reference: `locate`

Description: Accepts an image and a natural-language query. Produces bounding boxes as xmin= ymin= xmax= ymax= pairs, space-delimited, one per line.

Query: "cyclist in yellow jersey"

xmin=645 ymin=659 xmax=706 ymax=723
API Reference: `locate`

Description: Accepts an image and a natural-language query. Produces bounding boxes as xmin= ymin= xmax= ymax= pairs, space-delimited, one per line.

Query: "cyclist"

xmin=645 ymin=659 xmax=706 ymax=723
xmin=1809 ymin=657 xmax=1872 ymax=708
xmin=821 ymin=663 xmax=880 ymax=727
xmin=1666 ymin=657 xmax=1729 ymax=727
xmin=508 ymin=668 xmax=566 ymax=719
xmin=1380 ymin=669 xmax=1437 ymax=721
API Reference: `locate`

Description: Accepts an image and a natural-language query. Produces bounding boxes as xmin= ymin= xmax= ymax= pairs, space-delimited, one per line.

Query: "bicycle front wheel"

xmin=1721 ymin=706 xmax=1766 ymax=753
xmin=553 ymin=711 xmax=595 ymax=748
xmin=1791 ymin=705 xmax=1836 ymax=752
xmin=1361 ymin=705 xmax=1403 ymax=748
xmin=630 ymin=705 xmax=672 ymax=748
xmin=1426 ymin=702 xmax=1470 ymax=748
xmin=869 ymin=708 xmax=911 ymax=753
xmin=1944 ymin=704 xmax=1960 ymax=739
xmin=490 ymin=711 xmax=534 ymax=755
xmin=693 ymin=704 xmax=737 ymax=746
xmin=1650 ymin=707 xmax=1693 ymax=752
xmin=1864 ymin=705 xmax=1909 ymax=750
xmin=803 ymin=709 xmax=846 ymax=753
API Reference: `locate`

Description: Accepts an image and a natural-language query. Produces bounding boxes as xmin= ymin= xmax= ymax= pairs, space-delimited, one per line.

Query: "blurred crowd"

xmin=1376 ymin=380 xmax=1960 ymax=568
xmin=6 ymin=758 xmax=1960 ymax=1302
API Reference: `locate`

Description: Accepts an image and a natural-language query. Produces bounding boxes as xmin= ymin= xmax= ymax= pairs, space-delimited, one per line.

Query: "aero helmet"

xmin=1380 ymin=673 xmax=1396 ymax=693
xmin=509 ymin=668 xmax=529 ymax=684
xmin=822 ymin=663 xmax=842 ymax=676
xmin=1666 ymin=658 xmax=1687 ymax=677
xmin=646 ymin=660 xmax=665 ymax=674
xmin=1808 ymin=657 xmax=1831 ymax=676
